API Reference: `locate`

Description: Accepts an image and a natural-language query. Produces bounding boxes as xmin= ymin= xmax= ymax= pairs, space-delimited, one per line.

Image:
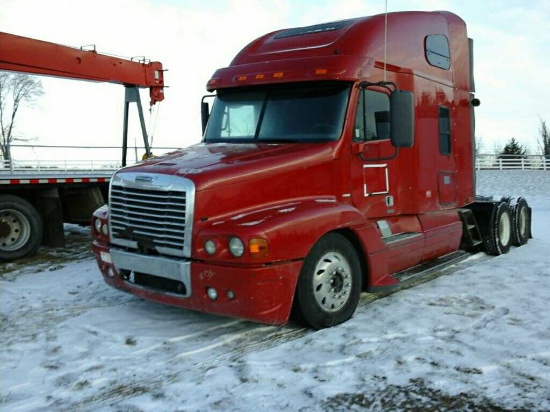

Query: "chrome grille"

xmin=109 ymin=173 xmax=195 ymax=258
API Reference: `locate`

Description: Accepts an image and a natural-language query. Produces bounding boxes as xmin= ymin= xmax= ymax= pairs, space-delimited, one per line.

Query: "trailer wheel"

xmin=484 ymin=202 xmax=512 ymax=256
xmin=292 ymin=233 xmax=362 ymax=329
xmin=507 ymin=197 xmax=530 ymax=246
xmin=0 ymin=195 xmax=43 ymax=261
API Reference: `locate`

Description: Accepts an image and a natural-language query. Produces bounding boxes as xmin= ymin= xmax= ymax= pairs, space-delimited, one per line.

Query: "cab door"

xmin=349 ymin=88 xmax=398 ymax=219
xmin=349 ymin=86 xmax=423 ymax=274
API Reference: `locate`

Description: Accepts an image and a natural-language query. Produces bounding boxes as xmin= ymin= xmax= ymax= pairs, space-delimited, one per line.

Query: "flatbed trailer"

xmin=1 ymin=159 xmax=118 ymax=260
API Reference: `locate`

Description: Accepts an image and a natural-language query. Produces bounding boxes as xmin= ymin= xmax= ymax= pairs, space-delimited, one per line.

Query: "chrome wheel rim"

xmin=312 ymin=251 xmax=352 ymax=313
xmin=518 ymin=206 xmax=528 ymax=237
xmin=499 ymin=211 xmax=511 ymax=247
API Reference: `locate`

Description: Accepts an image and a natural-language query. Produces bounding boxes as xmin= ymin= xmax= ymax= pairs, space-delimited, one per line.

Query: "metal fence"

xmin=1 ymin=158 xmax=121 ymax=173
xmin=0 ymin=145 xmax=180 ymax=174
xmin=475 ymin=154 xmax=549 ymax=171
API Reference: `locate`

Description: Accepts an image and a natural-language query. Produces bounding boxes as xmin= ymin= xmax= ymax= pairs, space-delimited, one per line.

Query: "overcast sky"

xmin=1 ymin=0 xmax=549 ymax=157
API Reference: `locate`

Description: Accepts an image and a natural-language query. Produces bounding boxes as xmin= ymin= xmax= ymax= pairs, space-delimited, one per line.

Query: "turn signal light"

xmin=249 ymin=238 xmax=269 ymax=258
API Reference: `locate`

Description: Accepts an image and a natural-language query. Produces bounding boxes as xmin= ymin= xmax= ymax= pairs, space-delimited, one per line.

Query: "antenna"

xmin=384 ymin=0 xmax=388 ymax=82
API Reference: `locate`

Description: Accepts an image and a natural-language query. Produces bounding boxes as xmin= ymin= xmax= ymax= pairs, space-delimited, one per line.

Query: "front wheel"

xmin=292 ymin=233 xmax=362 ymax=329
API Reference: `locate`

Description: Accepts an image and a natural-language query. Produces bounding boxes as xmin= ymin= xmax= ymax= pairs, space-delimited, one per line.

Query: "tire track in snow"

xmin=56 ymin=256 xmax=490 ymax=411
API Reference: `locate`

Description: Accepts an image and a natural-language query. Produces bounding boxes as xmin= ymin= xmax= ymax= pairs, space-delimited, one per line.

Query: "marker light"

xmin=100 ymin=251 xmax=112 ymax=264
xmin=228 ymin=237 xmax=244 ymax=257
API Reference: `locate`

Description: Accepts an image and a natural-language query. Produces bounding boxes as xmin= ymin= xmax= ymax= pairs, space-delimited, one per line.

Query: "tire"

xmin=507 ymin=197 xmax=530 ymax=246
xmin=484 ymin=202 xmax=512 ymax=256
xmin=292 ymin=233 xmax=362 ymax=329
xmin=0 ymin=194 xmax=43 ymax=261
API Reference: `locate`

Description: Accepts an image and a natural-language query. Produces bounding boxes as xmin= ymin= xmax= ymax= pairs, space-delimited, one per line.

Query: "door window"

xmin=354 ymin=89 xmax=390 ymax=142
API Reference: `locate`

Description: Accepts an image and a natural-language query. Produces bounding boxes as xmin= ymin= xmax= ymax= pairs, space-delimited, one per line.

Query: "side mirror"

xmin=390 ymin=90 xmax=414 ymax=148
xmin=201 ymin=100 xmax=210 ymax=135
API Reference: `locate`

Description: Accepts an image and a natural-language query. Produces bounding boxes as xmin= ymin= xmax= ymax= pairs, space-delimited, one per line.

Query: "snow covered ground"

xmin=1 ymin=170 xmax=549 ymax=412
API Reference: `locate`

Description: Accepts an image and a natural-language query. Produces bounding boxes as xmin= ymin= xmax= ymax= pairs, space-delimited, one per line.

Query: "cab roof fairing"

xmin=205 ymin=11 xmax=467 ymax=92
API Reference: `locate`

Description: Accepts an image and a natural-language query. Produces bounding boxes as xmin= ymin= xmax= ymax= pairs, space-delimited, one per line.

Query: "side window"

xmin=205 ymin=91 xmax=263 ymax=140
xmin=439 ymin=106 xmax=451 ymax=155
xmin=354 ymin=89 xmax=390 ymax=141
xmin=220 ymin=105 xmax=258 ymax=138
xmin=425 ymin=34 xmax=451 ymax=70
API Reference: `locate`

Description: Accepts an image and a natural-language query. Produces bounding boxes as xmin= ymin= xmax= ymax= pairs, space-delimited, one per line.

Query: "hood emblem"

xmin=135 ymin=175 xmax=155 ymax=183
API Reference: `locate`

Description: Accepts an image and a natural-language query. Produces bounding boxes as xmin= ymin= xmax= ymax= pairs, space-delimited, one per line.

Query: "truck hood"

xmin=119 ymin=142 xmax=334 ymax=191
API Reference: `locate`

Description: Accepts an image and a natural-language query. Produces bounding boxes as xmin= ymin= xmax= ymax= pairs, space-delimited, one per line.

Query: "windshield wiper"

xmin=258 ymin=138 xmax=300 ymax=143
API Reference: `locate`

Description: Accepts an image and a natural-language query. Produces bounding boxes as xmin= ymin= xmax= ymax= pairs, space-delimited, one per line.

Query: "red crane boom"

xmin=0 ymin=31 xmax=164 ymax=105
xmin=0 ymin=31 xmax=166 ymax=162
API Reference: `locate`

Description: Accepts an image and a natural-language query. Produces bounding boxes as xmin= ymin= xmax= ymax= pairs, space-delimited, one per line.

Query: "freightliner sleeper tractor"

xmin=92 ymin=11 xmax=531 ymax=329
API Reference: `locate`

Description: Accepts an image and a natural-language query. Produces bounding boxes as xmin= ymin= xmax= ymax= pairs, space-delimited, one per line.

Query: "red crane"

xmin=0 ymin=31 xmax=165 ymax=163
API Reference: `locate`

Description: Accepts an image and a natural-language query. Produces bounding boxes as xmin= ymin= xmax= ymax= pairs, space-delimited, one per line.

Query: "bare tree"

xmin=0 ymin=72 xmax=44 ymax=161
xmin=492 ymin=141 xmax=503 ymax=156
xmin=537 ymin=118 xmax=550 ymax=159
xmin=475 ymin=135 xmax=485 ymax=154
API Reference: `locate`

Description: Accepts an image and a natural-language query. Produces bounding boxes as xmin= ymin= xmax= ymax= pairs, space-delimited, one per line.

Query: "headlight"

xmin=101 ymin=222 xmax=109 ymax=236
xmin=204 ymin=240 xmax=217 ymax=255
xmin=228 ymin=237 xmax=244 ymax=257
xmin=94 ymin=217 xmax=102 ymax=233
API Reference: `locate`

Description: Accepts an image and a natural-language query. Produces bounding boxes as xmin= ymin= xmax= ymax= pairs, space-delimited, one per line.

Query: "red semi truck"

xmin=92 ymin=11 xmax=531 ymax=329
xmin=0 ymin=31 xmax=164 ymax=261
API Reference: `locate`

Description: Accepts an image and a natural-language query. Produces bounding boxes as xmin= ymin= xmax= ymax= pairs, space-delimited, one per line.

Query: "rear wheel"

xmin=507 ymin=197 xmax=530 ymax=246
xmin=292 ymin=233 xmax=362 ymax=329
xmin=484 ymin=202 xmax=512 ymax=256
xmin=0 ymin=195 xmax=43 ymax=261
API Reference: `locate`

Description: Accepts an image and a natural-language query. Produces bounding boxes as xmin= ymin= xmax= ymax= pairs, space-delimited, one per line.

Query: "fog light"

xmin=207 ymin=287 xmax=218 ymax=300
xmin=204 ymin=240 xmax=217 ymax=255
xmin=227 ymin=290 xmax=235 ymax=300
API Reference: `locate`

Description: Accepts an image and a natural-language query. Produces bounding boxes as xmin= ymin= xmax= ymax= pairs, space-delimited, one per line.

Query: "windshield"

xmin=204 ymin=82 xmax=351 ymax=143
